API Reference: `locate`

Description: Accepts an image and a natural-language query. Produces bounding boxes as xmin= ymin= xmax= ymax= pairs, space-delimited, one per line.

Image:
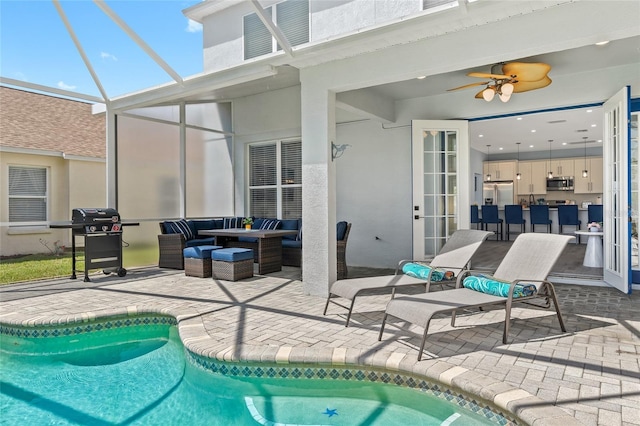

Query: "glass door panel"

xmin=412 ymin=121 xmax=469 ymax=259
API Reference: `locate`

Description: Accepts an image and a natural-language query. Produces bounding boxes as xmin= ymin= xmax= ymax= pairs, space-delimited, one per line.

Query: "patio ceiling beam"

xmin=93 ymin=0 xmax=184 ymax=85
xmin=247 ymin=0 xmax=293 ymax=56
xmin=0 ymin=78 xmax=104 ymax=104
xmin=52 ymin=0 xmax=111 ymax=106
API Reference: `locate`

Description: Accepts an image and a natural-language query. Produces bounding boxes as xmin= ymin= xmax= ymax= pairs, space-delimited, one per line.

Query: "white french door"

xmin=603 ymin=87 xmax=631 ymax=294
xmin=411 ymin=120 xmax=470 ymax=259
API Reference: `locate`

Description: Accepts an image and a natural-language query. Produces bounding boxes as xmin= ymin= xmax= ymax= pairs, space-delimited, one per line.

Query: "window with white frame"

xmin=243 ymin=0 xmax=309 ymax=60
xmin=8 ymin=166 xmax=48 ymax=222
xmin=248 ymin=140 xmax=301 ymax=219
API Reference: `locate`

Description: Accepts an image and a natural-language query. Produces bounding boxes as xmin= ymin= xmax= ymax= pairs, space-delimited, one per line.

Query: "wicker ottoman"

xmin=183 ymin=245 xmax=222 ymax=278
xmin=211 ymin=248 xmax=254 ymax=281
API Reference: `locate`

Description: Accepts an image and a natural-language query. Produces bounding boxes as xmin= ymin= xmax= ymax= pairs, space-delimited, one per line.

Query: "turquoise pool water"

xmin=1 ymin=320 xmax=505 ymax=425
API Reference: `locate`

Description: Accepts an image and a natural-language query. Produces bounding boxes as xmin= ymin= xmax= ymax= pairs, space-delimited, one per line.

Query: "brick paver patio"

xmin=1 ymin=267 xmax=638 ymax=425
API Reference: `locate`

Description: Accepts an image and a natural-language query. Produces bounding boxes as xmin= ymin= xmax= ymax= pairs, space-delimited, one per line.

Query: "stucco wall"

xmin=0 ymin=152 xmax=105 ymax=256
xmin=202 ymin=0 xmax=422 ymax=73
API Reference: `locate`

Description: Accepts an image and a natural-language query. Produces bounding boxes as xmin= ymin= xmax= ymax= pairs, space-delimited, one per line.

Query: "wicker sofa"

xmin=158 ymin=218 xmax=351 ymax=278
xmin=158 ymin=217 xmax=300 ymax=270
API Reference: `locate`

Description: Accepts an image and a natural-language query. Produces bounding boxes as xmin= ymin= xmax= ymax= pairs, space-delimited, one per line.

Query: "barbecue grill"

xmin=70 ymin=208 xmax=127 ymax=282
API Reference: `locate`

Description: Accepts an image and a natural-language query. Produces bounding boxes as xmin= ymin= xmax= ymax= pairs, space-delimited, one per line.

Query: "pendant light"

xmin=582 ymin=137 xmax=589 ymax=178
xmin=547 ymin=140 xmax=553 ymax=179
xmin=485 ymin=145 xmax=492 ymax=181
xmin=515 ymin=142 xmax=521 ymax=180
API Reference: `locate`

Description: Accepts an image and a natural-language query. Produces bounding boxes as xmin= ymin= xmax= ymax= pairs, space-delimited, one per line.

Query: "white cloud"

xmin=186 ymin=19 xmax=202 ymax=33
xmin=101 ymin=51 xmax=118 ymax=61
xmin=57 ymin=81 xmax=76 ymax=90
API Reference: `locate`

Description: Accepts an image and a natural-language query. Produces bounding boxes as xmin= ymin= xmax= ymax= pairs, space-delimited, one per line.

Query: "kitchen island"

xmin=480 ymin=206 xmax=590 ymax=239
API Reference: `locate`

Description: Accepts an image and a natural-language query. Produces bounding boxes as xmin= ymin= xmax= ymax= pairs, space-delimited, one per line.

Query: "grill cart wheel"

xmin=117 ymin=268 xmax=127 ymax=277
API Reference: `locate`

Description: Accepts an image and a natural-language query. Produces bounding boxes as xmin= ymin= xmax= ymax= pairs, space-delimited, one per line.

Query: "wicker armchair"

xmin=337 ymin=223 xmax=351 ymax=279
xmin=158 ymin=223 xmax=188 ymax=269
xmin=282 ymin=222 xmax=351 ymax=280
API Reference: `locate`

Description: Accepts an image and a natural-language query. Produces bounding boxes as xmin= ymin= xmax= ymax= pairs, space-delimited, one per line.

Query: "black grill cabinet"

xmin=50 ymin=208 xmax=138 ymax=282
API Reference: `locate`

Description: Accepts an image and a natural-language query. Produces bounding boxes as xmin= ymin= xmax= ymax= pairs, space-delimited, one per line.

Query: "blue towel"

xmin=402 ymin=263 xmax=454 ymax=282
xmin=462 ymin=275 xmax=537 ymax=298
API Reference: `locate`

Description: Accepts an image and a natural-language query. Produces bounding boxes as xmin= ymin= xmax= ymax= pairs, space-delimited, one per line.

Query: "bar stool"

xmin=481 ymin=205 xmax=503 ymax=240
xmin=471 ymin=205 xmax=481 ymax=230
xmin=588 ymin=204 xmax=603 ymax=224
xmin=530 ymin=205 xmax=552 ymax=233
xmin=504 ymin=205 xmax=526 ymax=240
xmin=558 ymin=205 xmax=582 ymax=243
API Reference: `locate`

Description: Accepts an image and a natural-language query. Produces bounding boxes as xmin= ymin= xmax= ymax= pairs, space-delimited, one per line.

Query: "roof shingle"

xmin=0 ymin=86 xmax=105 ymax=158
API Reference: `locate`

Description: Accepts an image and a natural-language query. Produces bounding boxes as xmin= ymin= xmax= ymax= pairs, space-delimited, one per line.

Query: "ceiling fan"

xmin=448 ymin=62 xmax=552 ymax=102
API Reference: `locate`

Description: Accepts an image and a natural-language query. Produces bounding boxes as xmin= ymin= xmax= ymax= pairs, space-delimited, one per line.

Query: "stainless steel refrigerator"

xmin=482 ymin=181 xmax=514 ymax=208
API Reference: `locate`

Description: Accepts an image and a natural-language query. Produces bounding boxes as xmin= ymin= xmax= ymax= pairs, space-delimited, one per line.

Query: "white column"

xmin=300 ymin=80 xmax=337 ymax=296
xmin=106 ymin=108 xmax=117 ymax=208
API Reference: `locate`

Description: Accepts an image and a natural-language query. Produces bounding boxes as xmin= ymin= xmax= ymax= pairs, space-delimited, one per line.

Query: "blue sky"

xmin=0 ymin=0 xmax=203 ymax=98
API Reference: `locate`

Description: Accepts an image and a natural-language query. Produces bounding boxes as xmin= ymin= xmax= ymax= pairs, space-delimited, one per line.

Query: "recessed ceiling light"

xmin=531 ymin=129 xmax=536 ymax=133
xmin=595 ymin=41 xmax=610 ymax=46
xmin=479 ymin=134 xmax=484 ymax=138
xmin=597 ymin=139 xmax=603 ymax=143
xmin=591 ymin=124 xmax=597 ymax=127
xmin=499 ymin=147 xmax=503 ymax=150
xmin=529 ymin=145 xmax=534 ymax=148
xmin=586 ymin=109 xmax=593 ymax=113
xmin=562 ymin=142 xmax=567 ymax=146
xmin=416 ymin=76 xmax=426 ymax=80
xmin=516 ymin=117 xmax=523 ymax=121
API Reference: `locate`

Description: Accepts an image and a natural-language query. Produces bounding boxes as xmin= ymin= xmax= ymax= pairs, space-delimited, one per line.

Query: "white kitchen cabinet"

xmin=483 ymin=161 xmax=516 ymax=181
xmin=550 ymin=158 xmax=574 ymax=177
xmin=574 ymin=157 xmax=603 ymax=193
xmin=517 ymin=160 xmax=547 ymax=195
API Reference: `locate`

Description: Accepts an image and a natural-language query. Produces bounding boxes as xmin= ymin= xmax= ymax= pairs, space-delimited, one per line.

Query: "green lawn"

xmin=0 ymin=246 xmax=158 ymax=285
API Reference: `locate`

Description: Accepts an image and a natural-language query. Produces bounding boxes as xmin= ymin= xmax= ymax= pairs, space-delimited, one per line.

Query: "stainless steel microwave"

xmin=546 ymin=176 xmax=574 ymax=191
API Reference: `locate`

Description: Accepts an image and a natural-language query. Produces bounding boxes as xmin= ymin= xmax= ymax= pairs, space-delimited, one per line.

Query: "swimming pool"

xmin=1 ymin=315 xmax=515 ymax=425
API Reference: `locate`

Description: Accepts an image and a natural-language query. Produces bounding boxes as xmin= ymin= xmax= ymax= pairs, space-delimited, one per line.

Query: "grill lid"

xmin=72 ymin=208 xmax=120 ymax=224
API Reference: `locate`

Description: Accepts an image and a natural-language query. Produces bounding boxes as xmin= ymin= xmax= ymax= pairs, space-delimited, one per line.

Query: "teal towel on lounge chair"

xmin=463 ymin=275 xmax=537 ymax=298
xmin=402 ymin=263 xmax=454 ymax=282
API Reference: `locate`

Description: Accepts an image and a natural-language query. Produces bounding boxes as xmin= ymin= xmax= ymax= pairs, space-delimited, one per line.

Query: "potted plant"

xmin=242 ymin=217 xmax=253 ymax=230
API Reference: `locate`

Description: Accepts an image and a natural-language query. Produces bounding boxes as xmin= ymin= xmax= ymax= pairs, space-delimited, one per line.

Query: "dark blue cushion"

xmin=212 ymin=248 xmax=254 ymax=262
xmin=280 ymin=219 xmax=300 ymax=240
xmin=337 ymin=221 xmax=348 ymax=241
xmin=238 ymin=237 xmax=258 ymax=243
xmin=185 ymin=237 xmax=217 ymax=247
xmin=282 ymin=239 xmax=302 ymax=248
xmin=252 ymin=218 xmax=265 ymax=229
xmin=183 ymin=245 xmax=222 ymax=259
xmin=190 ymin=220 xmax=219 ymax=233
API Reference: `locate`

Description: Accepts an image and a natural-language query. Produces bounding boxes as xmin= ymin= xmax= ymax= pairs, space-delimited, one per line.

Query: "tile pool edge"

xmin=0 ymin=308 xmax=579 ymax=426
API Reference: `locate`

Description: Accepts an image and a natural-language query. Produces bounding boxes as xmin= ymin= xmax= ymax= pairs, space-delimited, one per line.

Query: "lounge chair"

xmin=324 ymin=229 xmax=492 ymax=326
xmin=378 ymin=233 xmax=572 ymax=360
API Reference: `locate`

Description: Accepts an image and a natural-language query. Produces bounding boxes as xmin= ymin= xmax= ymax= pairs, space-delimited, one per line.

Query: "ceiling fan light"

xmin=482 ymin=87 xmax=495 ymax=102
xmin=501 ymin=82 xmax=514 ymax=95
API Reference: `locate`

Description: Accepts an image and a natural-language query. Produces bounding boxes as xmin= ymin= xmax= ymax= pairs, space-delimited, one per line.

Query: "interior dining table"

xmin=198 ymin=228 xmax=298 ymax=274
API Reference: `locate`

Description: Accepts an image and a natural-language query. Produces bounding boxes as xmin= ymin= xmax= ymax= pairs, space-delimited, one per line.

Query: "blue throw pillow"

xmin=165 ymin=219 xmax=194 ymax=240
xmin=223 ymin=217 xmax=243 ymax=229
xmin=260 ymin=219 xmax=281 ymax=230
xmin=462 ymin=275 xmax=537 ymax=298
